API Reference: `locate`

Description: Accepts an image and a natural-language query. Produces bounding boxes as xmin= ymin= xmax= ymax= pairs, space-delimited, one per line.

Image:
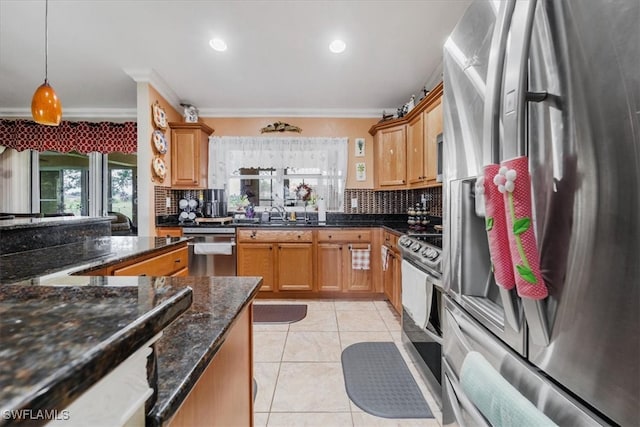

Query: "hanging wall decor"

xmin=260 ymin=121 xmax=302 ymax=134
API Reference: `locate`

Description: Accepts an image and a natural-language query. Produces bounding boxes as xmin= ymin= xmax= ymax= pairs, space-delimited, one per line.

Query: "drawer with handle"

xmin=112 ymin=247 xmax=188 ymax=276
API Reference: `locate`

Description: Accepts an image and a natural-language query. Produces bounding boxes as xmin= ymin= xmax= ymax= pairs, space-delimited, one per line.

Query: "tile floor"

xmin=252 ymin=300 xmax=442 ymax=427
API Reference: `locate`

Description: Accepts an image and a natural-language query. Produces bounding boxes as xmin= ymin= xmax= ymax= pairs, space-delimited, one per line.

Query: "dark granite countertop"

xmin=147 ymin=276 xmax=262 ymax=427
xmin=0 ymin=237 xmax=190 ymax=283
xmin=0 ymin=277 xmax=193 ymax=426
xmin=0 ymin=216 xmax=110 ymax=231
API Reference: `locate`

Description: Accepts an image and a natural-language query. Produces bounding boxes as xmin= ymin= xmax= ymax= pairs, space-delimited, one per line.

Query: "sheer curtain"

xmin=209 ymin=136 xmax=348 ymax=211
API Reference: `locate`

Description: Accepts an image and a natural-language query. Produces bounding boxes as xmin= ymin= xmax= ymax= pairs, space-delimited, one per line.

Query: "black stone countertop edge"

xmin=0 ymin=216 xmax=111 ymax=231
xmin=1 ymin=237 xmax=192 ymax=283
xmin=0 ymin=285 xmax=193 ymax=427
xmin=70 ymin=237 xmax=192 ymax=276
xmin=146 ymin=277 xmax=262 ymax=427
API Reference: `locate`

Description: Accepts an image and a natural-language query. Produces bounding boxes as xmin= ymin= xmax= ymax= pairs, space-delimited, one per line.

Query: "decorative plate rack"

xmin=151 ymin=101 xmax=168 ymax=183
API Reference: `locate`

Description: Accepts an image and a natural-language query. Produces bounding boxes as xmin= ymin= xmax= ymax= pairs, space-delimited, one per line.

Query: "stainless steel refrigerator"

xmin=442 ymin=0 xmax=639 ymax=425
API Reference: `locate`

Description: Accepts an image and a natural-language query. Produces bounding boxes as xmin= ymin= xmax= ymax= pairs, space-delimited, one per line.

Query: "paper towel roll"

xmin=317 ymin=198 xmax=326 ymax=223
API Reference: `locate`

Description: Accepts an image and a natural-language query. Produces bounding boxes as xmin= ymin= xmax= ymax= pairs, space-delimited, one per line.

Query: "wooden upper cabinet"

xmin=424 ymin=99 xmax=442 ymax=183
xmin=407 ymin=113 xmax=425 ymax=185
xmin=369 ymin=82 xmax=443 ymax=190
xmin=169 ymin=122 xmax=214 ymax=189
xmin=377 ymin=126 xmax=407 ymax=187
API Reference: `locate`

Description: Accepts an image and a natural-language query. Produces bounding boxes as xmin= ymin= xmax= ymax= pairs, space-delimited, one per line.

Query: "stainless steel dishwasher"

xmin=183 ymin=227 xmax=236 ymax=276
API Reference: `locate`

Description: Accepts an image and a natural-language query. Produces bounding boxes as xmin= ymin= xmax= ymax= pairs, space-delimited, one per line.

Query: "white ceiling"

xmin=0 ymin=0 xmax=471 ymax=120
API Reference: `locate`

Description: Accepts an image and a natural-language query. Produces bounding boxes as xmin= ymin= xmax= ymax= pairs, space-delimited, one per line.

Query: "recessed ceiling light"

xmin=209 ymin=38 xmax=227 ymax=52
xmin=329 ymin=39 xmax=346 ymax=54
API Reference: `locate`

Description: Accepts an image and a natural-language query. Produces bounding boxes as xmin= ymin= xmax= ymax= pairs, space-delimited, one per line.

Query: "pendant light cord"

xmin=44 ymin=0 xmax=49 ymax=83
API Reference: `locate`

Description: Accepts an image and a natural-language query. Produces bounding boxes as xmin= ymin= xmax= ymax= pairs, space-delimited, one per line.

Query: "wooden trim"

xmin=167 ymin=121 xmax=215 ymax=135
xmin=256 ymin=291 xmax=386 ymax=300
xmin=368 ymin=82 xmax=443 ymax=136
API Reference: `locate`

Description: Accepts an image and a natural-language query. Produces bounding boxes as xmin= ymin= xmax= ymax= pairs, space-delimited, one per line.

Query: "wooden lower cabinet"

xmin=168 ymin=305 xmax=253 ymax=427
xmin=277 ymin=243 xmax=313 ymax=291
xmin=78 ymin=243 xmax=188 ymax=277
xmin=237 ymin=229 xmax=314 ymax=293
xmin=316 ymin=243 xmax=343 ymax=292
xmin=156 ymin=227 xmax=183 ymax=238
xmin=382 ymin=231 xmax=402 ymax=314
xmin=316 ymin=229 xmax=373 ymax=293
xmin=237 ymin=243 xmax=275 ymax=291
xmin=383 ymin=249 xmax=402 ymax=314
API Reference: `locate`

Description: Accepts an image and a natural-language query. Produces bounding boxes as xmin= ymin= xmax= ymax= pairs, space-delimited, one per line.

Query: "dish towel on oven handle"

xmin=381 ymin=245 xmax=390 ymax=271
xmin=496 ymin=156 xmax=548 ymax=300
xmin=401 ymin=260 xmax=431 ymax=329
xmin=351 ymin=248 xmax=370 ymax=270
xmin=477 ymin=165 xmax=516 ymax=290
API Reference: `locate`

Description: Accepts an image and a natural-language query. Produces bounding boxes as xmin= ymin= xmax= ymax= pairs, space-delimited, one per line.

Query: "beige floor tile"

xmin=282 ymin=331 xmax=342 ymax=362
xmin=266 ymin=412 xmax=353 ymax=426
xmin=350 ymin=400 xmax=364 ymax=413
xmin=339 ymin=331 xmax=394 ymax=350
xmin=351 ymin=412 xmax=440 ymax=426
xmin=254 ymin=323 xmax=290 ymax=332
xmin=254 ymin=331 xmax=288 ymax=362
xmin=271 ymin=362 xmax=350 ymax=412
xmin=334 ymin=300 xmax=377 ymax=311
xmin=289 ymin=309 xmax=338 ymax=332
xmin=254 ymin=412 xmax=269 ymax=427
xmin=374 ymin=301 xmax=399 ymax=317
xmin=336 ymin=310 xmax=388 ymax=332
xmin=254 ymin=362 xmax=281 ymax=412
xmin=381 ymin=315 xmax=402 ymax=332
xmin=294 ymin=299 xmax=336 ymax=311
xmin=389 ymin=330 xmax=402 ymax=342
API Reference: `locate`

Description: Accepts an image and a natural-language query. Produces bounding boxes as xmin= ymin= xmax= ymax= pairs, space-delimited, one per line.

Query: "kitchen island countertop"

xmin=147 ymin=276 xmax=262 ymax=426
xmin=0 ymin=277 xmax=193 ymax=426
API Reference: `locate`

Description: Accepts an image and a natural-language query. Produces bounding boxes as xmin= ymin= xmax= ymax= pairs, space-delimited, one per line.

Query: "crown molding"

xmin=0 ymin=108 xmax=136 ymax=121
xmin=198 ymin=107 xmax=396 ymax=118
xmin=123 ymin=68 xmax=181 ymax=111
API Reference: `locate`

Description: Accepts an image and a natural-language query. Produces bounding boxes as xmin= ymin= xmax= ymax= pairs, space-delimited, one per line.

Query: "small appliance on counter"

xmin=202 ymin=189 xmax=227 ymax=218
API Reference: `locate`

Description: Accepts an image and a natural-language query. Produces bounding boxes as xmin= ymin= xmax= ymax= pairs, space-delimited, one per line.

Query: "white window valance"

xmin=208 ymin=136 xmax=348 ymax=210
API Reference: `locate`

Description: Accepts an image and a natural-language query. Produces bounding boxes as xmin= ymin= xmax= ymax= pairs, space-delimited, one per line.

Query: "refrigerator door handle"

xmin=480 ymin=1 xmax=523 ymax=333
xmin=502 ymin=0 xmax=551 ymax=347
xmin=482 ymin=0 xmax=516 ymax=166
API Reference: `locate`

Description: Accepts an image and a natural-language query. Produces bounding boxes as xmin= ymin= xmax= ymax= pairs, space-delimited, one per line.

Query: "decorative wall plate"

xmin=152 ymin=101 xmax=168 ymax=130
xmin=152 ymin=156 xmax=167 ymax=181
xmin=152 ymin=130 xmax=168 ymax=154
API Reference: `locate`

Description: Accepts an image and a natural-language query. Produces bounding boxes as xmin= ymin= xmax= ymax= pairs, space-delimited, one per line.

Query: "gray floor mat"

xmin=341 ymin=342 xmax=433 ymax=419
xmin=253 ymin=304 xmax=307 ymax=323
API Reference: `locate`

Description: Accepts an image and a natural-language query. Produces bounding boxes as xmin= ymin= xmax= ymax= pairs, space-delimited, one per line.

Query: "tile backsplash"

xmin=344 ymin=187 xmax=442 ymax=216
xmin=155 ymin=186 xmax=442 ymax=217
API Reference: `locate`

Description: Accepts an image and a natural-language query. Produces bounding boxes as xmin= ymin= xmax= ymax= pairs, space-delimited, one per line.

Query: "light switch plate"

xmin=351 ymin=198 xmax=358 ymax=208
xmin=166 ymin=197 xmax=171 ymax=208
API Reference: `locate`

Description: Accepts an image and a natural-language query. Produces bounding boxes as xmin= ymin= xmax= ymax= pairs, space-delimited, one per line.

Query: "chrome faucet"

xmin=270 ymin=206 xmax=287 ymax=221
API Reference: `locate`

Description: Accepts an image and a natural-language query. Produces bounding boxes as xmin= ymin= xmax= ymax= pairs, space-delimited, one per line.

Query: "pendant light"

xmin=31 ymin=0 xmax=62 ymax=126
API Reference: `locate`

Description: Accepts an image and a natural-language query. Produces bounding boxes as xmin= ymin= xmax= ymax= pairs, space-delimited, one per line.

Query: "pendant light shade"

xmin=31 ymin=0 xmax=62 ymax=126
xmin=32 ymin=80 xmax=62 ymax=126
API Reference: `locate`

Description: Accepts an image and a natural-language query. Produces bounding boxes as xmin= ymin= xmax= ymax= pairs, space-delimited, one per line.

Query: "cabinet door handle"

xmin=269 ymin=246 xmax=272 ymax=250
xmin=174 ymin=259 xmax=181 ymax=263
xmin=328 ymin=235 xmax=332 ymax=239
xmin=358 ymin=234 xmax=361 ymax=239
xmin=297 ymin=235 xmax=301 ymax=239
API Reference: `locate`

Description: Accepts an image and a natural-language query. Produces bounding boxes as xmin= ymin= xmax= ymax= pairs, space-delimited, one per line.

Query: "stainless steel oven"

xmin=398 ymin=232 xmax=444 ymax=409
xmin=183 ymin=227 xmax=236 ymax=276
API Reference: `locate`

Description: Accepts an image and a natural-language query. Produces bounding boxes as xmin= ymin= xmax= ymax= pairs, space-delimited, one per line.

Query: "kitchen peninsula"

xmin=0 ymin=216 xmax=261 ymax=427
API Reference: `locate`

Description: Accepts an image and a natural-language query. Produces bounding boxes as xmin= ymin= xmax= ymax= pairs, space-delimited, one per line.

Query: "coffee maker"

xmin=203 ymin=189 xmax=227 ymax=217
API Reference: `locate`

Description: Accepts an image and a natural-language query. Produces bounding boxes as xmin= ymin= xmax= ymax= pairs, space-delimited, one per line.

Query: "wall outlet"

xmin=351 ymin=198 xmax=358 ymax=208
xmin=166 ymin=197 xmax=171 ymax=208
